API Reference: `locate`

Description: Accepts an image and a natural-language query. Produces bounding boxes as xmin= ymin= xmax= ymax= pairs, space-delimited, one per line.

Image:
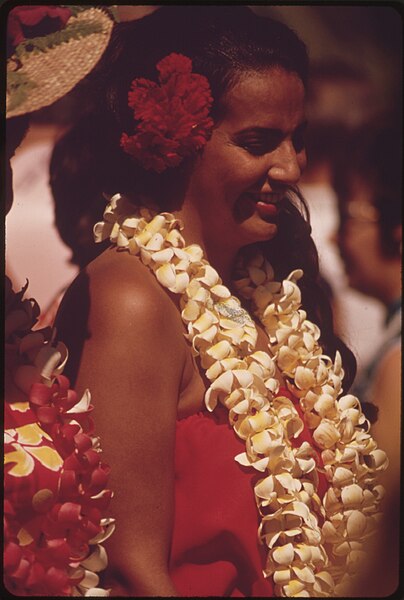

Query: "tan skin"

xmin=56 ymin=68 xmax=307 ymax=596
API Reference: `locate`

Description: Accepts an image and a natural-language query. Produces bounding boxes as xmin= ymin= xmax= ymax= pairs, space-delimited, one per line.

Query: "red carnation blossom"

xmin=158 ymin=53 xmax=193 ymax=81
xmin=8 ymin=5 xmax=72 ymax=48
xmin=121 ymin=52 xmax=214 ymax=173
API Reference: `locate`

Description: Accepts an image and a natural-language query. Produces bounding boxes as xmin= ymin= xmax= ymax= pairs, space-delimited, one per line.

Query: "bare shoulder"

xmin=55 ymin=247 xmax=186 ymax=385
xmin=58 ymin=247 xmax=181 ymax=333
xmin=88 ymin=248 xmax=181 ymax=333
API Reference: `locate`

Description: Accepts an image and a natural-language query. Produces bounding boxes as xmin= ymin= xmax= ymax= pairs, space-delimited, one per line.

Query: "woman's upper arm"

xmin=60 ymin=259 xmax=185 ymax=594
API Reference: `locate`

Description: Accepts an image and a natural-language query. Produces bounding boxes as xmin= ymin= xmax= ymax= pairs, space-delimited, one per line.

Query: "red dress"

xmin=170 ymin=390 xmax=328 ymax=597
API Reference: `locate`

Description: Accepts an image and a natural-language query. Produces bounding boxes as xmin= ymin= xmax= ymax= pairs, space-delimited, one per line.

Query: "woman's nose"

xmin=267 ymin=141 xmax=305 ymax=186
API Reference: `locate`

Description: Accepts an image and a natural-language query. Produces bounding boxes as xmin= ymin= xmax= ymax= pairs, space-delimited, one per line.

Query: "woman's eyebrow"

xmin=236 ymin=120 xmax=308 ymax=136
xmin=235 ymin=126 xmax=279 ymax=136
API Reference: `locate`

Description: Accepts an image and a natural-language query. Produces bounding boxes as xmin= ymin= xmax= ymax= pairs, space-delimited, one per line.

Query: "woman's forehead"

xmin=221 ymin=68 xmax=306 ymax=129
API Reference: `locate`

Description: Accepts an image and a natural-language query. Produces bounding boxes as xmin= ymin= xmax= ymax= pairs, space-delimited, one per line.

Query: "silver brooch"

xmin=215 ymin=302 xmax=254 ymax=326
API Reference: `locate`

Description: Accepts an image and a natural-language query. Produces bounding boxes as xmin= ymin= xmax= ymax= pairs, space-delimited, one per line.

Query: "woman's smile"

xmin=234 ymin=192 xmax=282 ymax=224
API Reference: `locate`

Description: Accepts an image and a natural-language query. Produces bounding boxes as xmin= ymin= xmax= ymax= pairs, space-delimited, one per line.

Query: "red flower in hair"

xmin=120 ymin=53 xmax=214 ymax=173
xmin=8 ymin=5 xmax=72 ymax=47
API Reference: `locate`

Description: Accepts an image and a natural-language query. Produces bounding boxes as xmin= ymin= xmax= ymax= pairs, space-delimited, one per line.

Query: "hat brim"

xmin=6 ymin=7 xmax=114 ymax=118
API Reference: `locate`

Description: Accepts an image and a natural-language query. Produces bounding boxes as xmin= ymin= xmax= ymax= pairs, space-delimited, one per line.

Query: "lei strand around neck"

xmin=94 ymin=194 xmax=388 ymax=597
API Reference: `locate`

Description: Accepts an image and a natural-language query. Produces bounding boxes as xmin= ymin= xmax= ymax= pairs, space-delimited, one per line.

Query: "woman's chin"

xmin=233 ymin=198 xmax=279 ymax=243
xmin=238 ymin=215 xmax=278 ymax=244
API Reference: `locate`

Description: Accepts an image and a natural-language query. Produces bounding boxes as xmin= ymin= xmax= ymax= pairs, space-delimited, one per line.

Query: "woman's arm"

xmin=56 ymin=254 xmax=186 ymax=595
xmin=370 ymin=344 xmax=401 ymax=482
xmin=362 ymin=344 xmax=401 ymax=596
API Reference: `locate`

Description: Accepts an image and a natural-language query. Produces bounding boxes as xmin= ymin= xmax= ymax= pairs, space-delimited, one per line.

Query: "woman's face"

xmin=182 ymin=67 xmax=307 ymax=253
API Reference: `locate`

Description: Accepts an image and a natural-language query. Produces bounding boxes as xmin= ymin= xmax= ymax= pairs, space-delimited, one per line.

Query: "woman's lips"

xmin=255 ymin=201 xmax=278 ymax=219
xmin=234 ymin=193 xmax=280 ymax=223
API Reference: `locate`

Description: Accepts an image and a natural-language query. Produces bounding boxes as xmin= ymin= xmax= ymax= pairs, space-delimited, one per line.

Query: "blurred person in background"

xmin=6 ymin=119 xmax=79 ymax=310
xmin=300 ymin=60 xmax=385 ymax=376
xmin=333 ymin=115 xmax=401 ymax=464
xmin=332 ymin=116 xmax=401 ymax=595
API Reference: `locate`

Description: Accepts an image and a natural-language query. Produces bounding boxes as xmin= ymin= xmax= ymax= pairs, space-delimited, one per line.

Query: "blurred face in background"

xmin=337 ymin=176 xmax=383 ymax=297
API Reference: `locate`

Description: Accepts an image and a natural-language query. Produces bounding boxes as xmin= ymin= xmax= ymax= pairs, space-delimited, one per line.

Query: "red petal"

xmin=37 ymin=405 xmax=58 ymax=424
xmin=63 ymin=452 xmax=84 ymax=472
xmin=57 ymin=502 xmax=82 ymax=524
xmin=11 ymin=556 xmax=31 ymax=581
xmin=73 ymin=432 xmax=93 ymax=453
xmin=59 ymin=470 xmax=79 ymax=500
xmin=83 ymin=449 xmax=101 ymax=470
xmin=43 ymin=539 xmax=71 ymax=565
xmin=26 ymin=561 xmax=46 ymax=588
xmin=29 ymin=383 xmax=52 ymax=406
xmin=44 ymin=566 xmax=70 ymax=594
xmin=3 ymin=542 xmax=23 ymax=571
xmin=88 ymin=467 xmax=108 ymax=494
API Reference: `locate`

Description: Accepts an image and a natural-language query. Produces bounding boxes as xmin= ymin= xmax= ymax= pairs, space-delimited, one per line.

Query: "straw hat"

xmin=6 ymin=5 xmax=115 ymax=118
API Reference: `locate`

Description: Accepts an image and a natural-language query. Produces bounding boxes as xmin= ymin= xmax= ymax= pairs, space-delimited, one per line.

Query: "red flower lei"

xmin=4 ymin=278 xmax=113 ymax=596
xmin=4 ymin=375 xmax=113 ymax=596
xmin=121 ymin=53 xmax=214 ymax=173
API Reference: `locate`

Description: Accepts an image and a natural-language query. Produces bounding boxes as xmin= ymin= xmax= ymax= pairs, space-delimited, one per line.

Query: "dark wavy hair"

xmin=53 ymin=5 xmax=357 ymax=389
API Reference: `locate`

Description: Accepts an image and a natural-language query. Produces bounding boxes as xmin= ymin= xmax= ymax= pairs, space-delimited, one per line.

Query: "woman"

xmin=55 ymin=6 xmax=388 ymax=597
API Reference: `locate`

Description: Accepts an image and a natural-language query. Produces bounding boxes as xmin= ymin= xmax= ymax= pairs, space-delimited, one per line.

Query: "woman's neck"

xmin=174 ymin=204 xmax=240 ymax=287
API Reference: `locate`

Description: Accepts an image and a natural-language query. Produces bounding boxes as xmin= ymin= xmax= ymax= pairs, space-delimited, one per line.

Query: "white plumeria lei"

xmin=94 ymin=193 xmax=388 ymax=597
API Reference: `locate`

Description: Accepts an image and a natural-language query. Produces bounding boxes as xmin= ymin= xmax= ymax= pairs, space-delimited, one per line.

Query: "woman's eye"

xmin=238 ymin=136 xmax=279 ymax=156
xmin=241 ymin=141 xmax=267 ymax=156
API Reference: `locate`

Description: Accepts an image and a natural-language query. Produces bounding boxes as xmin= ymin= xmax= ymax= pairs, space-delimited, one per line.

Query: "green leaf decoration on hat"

xmin=6 ymin=71 xmax=38 ymax=112
xmin=14 ymin=19 xmax=106 ymax=61
xmin=6 ymin=6 xmax=116 ymax=117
